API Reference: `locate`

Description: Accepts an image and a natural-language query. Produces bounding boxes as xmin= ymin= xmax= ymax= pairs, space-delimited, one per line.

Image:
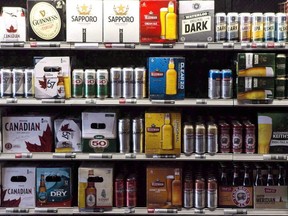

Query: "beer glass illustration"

xmin=258 ymin=116 xmax=272 ymax=154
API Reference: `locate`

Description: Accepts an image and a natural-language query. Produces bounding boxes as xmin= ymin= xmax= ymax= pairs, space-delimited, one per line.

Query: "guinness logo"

xmin=40 ymin=10 xmax=45 ymax=17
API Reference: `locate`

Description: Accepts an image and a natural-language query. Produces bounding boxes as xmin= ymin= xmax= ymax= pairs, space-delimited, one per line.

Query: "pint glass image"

xmin=258 ymin=116 xmax=272 ymax=154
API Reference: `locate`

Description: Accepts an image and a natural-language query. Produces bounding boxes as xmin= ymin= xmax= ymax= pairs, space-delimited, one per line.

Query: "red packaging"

xmin=231 ymin=121 xmax=243 ymax=154
xmin=126 ymin=175 xmax=137 ymax=208
xmin=114 ymin=175 xmax=125 ymax=208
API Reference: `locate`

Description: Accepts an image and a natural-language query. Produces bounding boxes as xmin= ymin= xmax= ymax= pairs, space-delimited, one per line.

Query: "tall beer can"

xmin=1 ymin=68 xmax=12 ymax=98
xmin=207 ymin=177 xmax=218 ymax=210
xmin=227 ymin=13 xmax=239 ymax=42
xmin=110 ymin=67 xmax=122 ymax=98
xmin=132 ymin=118 xmax=144 ymax=153
xmin=232 ymin=120 xmax=243 ymax=153
xmin=84 ymin=69 xmax=96 ymax=98
xmin=251 ymin=13 xmax=264 ymax=42
xmin=12 ymin=68 xmax=24 ymax=98
xmin=118 ymin=118 xmax=131 ymax=153
xmin=184 ymin=173 xmax=194 ymax=208
xmin=208 ymin=69 xmax=221 ymax=99
xmin=215 ymin=13 xmax=227 ymax=42
xmin=72 ymin=69 xmax=84 ymax=98
xmin=96 ymin=69 xmax=108 ymax=99
xmin=207 ymin=123 xmax=218 ymax=155
xmin=219 ymin=121 xmax=231 ymax=153
xmin=126 ymin=175 xmax=137 ymax=208
xmin=275 ymin=13 xmax=288 ymax=42
xmin=134 ymin=67 xmax=146 ymax=99
xmin=183 ymin=123 xmax=194 ymax=155
xmin=195 ymin=177 xmax=205 ymax=210
xmin=122 ymin=67 xmax=134 ymax=98
xmin=24 ymin=68 xmax=34 ymax=98
xmin=114 ymin=174 xmax=125 ymax=208
xmin=195 ymin=123 xmax=206 ymax=154
xmin=243 ymin=120 xmax=255 ymax=154
xmin=239 ymin=13 xmax=251 ymax=42
xmin=264 ymin=13 xmax=275 ymax=42
xmin=221 ymin=69 xmax=232 ymax=99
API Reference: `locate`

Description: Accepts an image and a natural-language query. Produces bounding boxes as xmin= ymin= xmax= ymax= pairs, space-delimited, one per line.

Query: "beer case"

xmin=178 ymin=0 xmax=215 ymax=42
xmin=36 ymin=167 xmax=72 ymax=207
xmin=78 ymin=163 xmax=113 ymax=211
xmin=0 ymin=7 xmax=26 ymax=42
xmin=146 ymin=166 xmax=182 ymax=209
xmin=103 ymin=0 xmax=140 ymax=43
xmin=148 ymin=57 xmax=185 ymax=100
xmin=140 ymin=0 xmax=178 ymax=43
xmin=2 ymin=116 xmax=53 ymax=153
xmin=145 ymin=112 xmax=181 ymax=156
xmin=34 ymin=56 xmax=71 ymax=99
xmin=2 ymin=166 xmax=36 ymax=207
xmin=66 ymin=0 xmax=103 ymax=42
xmin=54 ymin=117 xmax=82 ymax=152
xmin=81 ymin=112 xmax=117 ymax=153
xmin=27 ymin=0 xmax=66 ymax=41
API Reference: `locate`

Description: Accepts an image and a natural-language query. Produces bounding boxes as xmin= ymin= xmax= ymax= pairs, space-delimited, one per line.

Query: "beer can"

xmin=207 ymin=177 xmax=218 ymax=210
xmin=251 ymin=13 xmax=264 ymax=42
xmin=243 ymin=120 xmax=255 ymax=154
xmin=232 ymin=120 xmax=243 ymax=153
xmin=264 ymin=13 xmax=275 ymax=42
xmin=183 ymin=123 xmax=194 ymax=155
xmin=221 ymin=69 xmax=232 ymax=99
xmin=24 ymin=68 xmax=34 ymax=98
xmin=118 ymin=118 xmax=131 ymax=153
xmin=195 ymin=123 xmax=206 ymax=154
xmin=239 ymin=13 xmax=251 ymax=42
xmin=122 ymin=67 xmax=134 ymax=98
xmin=207 ymin=123 xmax=218 ymax=155
xmin=110 ymin=67 xmax=122 ymax=98
xmin=132 ymin=118 xmax=144 ymax=153
xmin=215 ymin=13 xmax=227 ymax=42
xmin=1 ymin=68 xmax=12 ymax=98
xmin=275 ymin=77 xmax=286 ymax=99
xmin=84 ymin=69 xmax=96 ymax=98
xmin=126 ymin=175 xmax=137 ymax=208
xmin=195 ymin=177 xmax=205 ymax=210
xmin=96 ymin=69 xmax=108 ymax=99
xmin=227 ymin=12 xmax=239 ymax=42
xmin=208 ymin=69 xmax=221 ymax=99
xmin=72 ymin=69 xmax=84 ymax=98
xmin=275 ymin=13 xmax=287 ymax=42
xmin=134 ymin=67 xmax=146 ymax=99
xmin=12 ymin=68 xmax=24 ymax=98
xmin=219 ymin=121 xmax=231 ymax=153
xmin=114 ymin=174 xmax=125 ymax=208
xmin=184 ymin=173 xmax=194 ymax=208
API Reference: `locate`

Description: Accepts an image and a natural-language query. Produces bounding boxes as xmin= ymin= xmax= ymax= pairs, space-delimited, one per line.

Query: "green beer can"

xmin=72 ymin=69 xmax=84 ymax=98
xmin=96 ymin=69 xmax=108 ymax=99
xmin=84 ymin=69 xmax=96 ymax=98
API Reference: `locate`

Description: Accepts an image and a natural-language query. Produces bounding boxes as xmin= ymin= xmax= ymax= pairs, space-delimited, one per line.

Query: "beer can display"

xmin=110 ymin=67 xmax=122 ymax=99
xmin=24 ymin=68 xmax=34 ymax=98
xmin=251 ymin=13 xmax=264 ymax=42
xmin=118 ymin=118 xmax=131 ymax=153
xmin=221 ymin=69 xmax=232 ymax=99
xmin=1 ymin=68 xmax=12 ymax=97
xmin=275 ymin=13 xmax=287 ymax=42
xmin=132 ymin=118 xmax=144 ymax=153
xmin=208 ymin=69 xmax=221 ymax=99
xmin=72 ymin=69 xmax=84 ymax=98
xmin=207 ymin=123 xmax=218 ymax=154
xmin=195 ymin=123 xmax=206 ymax=154
xmin=12 ymin=68 xmax=24 ymax=97
xmin=134 ymin=67 xmax=146 ymax=99
xmin=232 ymin=121 xmax=243 ymax=153
xmin=215 ymin=13 xmax=227 ymax=42
xmin=84 ymin=69 xmax=96 ymax=98
xmin=263 ymin=13 xmax=275 ymax=42
xmin=226 ymin=13 xmax=239 ymax=42
xmin=239 ymin=13 xmax=251 ymax=42
xmin=122 ymin=67 xmax=134 ymax=98
xmin=96 ymin=69 xmax=108 ymax=99
xmin=183 ymin=123 xmax=194 ymax=155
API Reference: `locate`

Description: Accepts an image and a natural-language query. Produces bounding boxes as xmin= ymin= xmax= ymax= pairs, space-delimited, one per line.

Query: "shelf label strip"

xmin=184 ymin=42 xmax=208 ymax=48
xmin=6 ymin=208 xmax=29 ymax=213
xmin=34 ymin=208 xmax=58 ymax=213
xmin=53 ymin=153 xmax=76 ymax=158
xmin=263 ymin=154 xmax=287 ymax=160
xmin=224 ymin=209 xmax=247 ymax=215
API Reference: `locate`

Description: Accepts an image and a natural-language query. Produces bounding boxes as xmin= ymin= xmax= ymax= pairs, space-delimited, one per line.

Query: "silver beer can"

xmin=183 ymin=123 xmax=194 ymax=155
xmin=134 ymin=67 xmax=146 ymax=99
xmin=12 ymin=68 xmax=24 ymax=98
xmin=227 ymin=12 xmax=239 ymax=42
xmin=24 ymin=68 xmax=34 ymax=98
xmin=195 ymin=123 xmax=206 ymax=154
xmin=1 ymin=68 xmax=12 ymax=98
xmin=122 ymin=67 xmax=134 ymax=98
xmin=195 ymin=177 xmax=206 ymax=210
xmin=118 ymin=118 xmax=131 ymax=153
xmin=207 ymin=123 xmax=218 ymax=155
xmin=207 ymin=177 xmax=218 ymax=210
xmin=110 ymin=67 xmax=122 ymax=98
xmin=132 ymin=118 xmax=144 ymax=153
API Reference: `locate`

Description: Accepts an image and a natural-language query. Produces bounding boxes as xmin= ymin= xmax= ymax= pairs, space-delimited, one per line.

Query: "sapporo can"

xmin=1 ymin=68 xmax=12 ymax=98
xmin=84 ymin=69 xmax=96 ymax=98
xmin=12 ymin=68 xmax=24 ymax=98
xmin=239 ymin=13 xmax=251 ymax=42
xmin=215 ymin=13 xmax=227 ymax=42
xmin=208 ymin=69 xmax=221 ymax=99
xmin=264 ymin=13 xmax=275 ymax=42
xmin=96 ymin=69 xmax=108 ymax=99
xmin=195 ymin=176 xmax=205 ymax=210
xmin=207 ymin=177 xmax=218 ymax=210
xmin=221 ymin=69 xmax=232 ymax=99
xmin=134 ymin=67 xmax=146 ymax=99
xmin=72 ymin=69 xmax=84 ymax=98
xmin=24 ymin=68 xmax=34 ymax=98
xmin=227 ymin=12 xmax=239 ymax=42
xmin=219 ymin=121 xmax=231 ymax=153
xmin=110 ymin=67 xmax=122 ymax=98
xmin=183 ymin=123 xmax=194 ymax=155
xmin=251 ymin=13 xmax=264 ymax=42
xmin=126 ymin=175 xmax=137 ymax=208
xmin=232 ymin=120 xmax=243 ymax=153
xmin=275 ymin=77 xmax=286 ymax=99
xmin=207 ymin=123 xmax=218 ymax=155
xmin=243 ymin=120 xmax=255 ymax=154
xmin=275 ymin=13 xmax=287 ymax=42
xmin=114 ymin=174 xmax=125 ymax=208
xmin=195 ymin=123 xmax=206 ymax=154
xmin=122 ymin=67 xmax=134 ymax=98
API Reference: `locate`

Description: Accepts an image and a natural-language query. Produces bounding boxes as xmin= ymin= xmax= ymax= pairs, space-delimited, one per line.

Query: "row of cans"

xmin=0 ymin=68 xmax=34 ymax=98
xmin=215 ymin=12 xmax=287 ymax=42
xmin=72 ymin=67 xmax=147 ymax=99
xmin=208 ymin=69 xmax=233 ymax=99
xmin=182 ymin=120 xmax=256 ymax=155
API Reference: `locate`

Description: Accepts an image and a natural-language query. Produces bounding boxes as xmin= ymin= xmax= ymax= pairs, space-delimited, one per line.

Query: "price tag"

xmin=89 ymin=153 xmax=112 ymax=159
xmin=275 ymin=42 xmax=286 ymax=48
xmin=85 ymin=99 xmax=96 ymax=104
xmin=34 ymin=208 xmax=58 ymax=213
xmin=74 ymin=43 xmax=99 ymax=48
xmin=195 ymin=154 xmax=206 ymax=159
xmin=152 ymin=154 xmax=176 ymax=159
xmin=125 ymin=153 xmax=136 ymax=158
xmin=251 ymin=42 xmax=265 ymax=48
xmin=15 ymin=153 xmax=32 ymax=158
xmin=6 ymin=208 xmax=29 ymax=213
xmin=124 ymin=207 xmax=135 ymax=213
xmin=241 ymin=42 xmax=252 ymax=48
xmin=6 ymin=98 xmax=18 ymax=104
xmin=184 ymin=42 xmax=208 ymax=48
xmin=224 ymin=209 xmax=247 ymax=215
xmin=41 ymin=99 xmax=65 ymax=104
xmin=150 ymin=43 xmax=174 ymax=48
xmin=194 ymin=209 xmax=205 ymax=214
xmin=263 ymin=154 xmax=287 ymax=160
xmin=196 ymin=99 xmax=207 ymax=104
xmin=223 ymin=42 xmax=234 ymax=48
xmin=52 ymin=153 xmax=76 ymax=158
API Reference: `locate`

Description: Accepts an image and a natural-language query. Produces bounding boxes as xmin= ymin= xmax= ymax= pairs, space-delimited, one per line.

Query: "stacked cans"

xmin=208 ymin=69 xmax=233 ymax=99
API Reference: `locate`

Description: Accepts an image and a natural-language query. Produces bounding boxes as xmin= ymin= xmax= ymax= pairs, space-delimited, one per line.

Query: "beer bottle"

xmin=266 ymin=165 xmax=275 ymax=186
xmin=232 ymin=164 xmax=241 ymax=186
xmin=278 ymin=164 xmax=286 ymax=186
xmin=220 ymin=165 xmax=229 ymax=186
xmin=38 ymin=174 xmax=47 ymax=204
xmin=85 ymin=169 xmax=97 ymax=208
xmin=172 ymin=168 xmax=182 ymax=206
xmin=255 ymin=165 xmax=264 ymax=186
xmin=243 ymin=164 xmax=252 ymax=186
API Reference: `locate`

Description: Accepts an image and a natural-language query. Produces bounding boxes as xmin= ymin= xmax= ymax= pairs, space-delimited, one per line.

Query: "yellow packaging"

xmin=145 ymin=112 xmax=181 ymax=156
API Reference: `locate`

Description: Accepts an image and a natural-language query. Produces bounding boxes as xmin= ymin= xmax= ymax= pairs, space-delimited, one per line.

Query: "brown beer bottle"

xmin=220 ymin=164 xmax=228 ymax=186
xmin=266 ymin=165 xmax=275 ymax=186
xmin=278 ymin=164 xmax=286 ymax=186
xmin=85 ymin=169 xmax=97 ymax=208
xmin=232 ymin=164 xmax=241 ymax=186
xmin=172 ymin=168 xmax=182 ymax=207
xmin=243 ymin=164 xmax=252 ymax=186
xmin=38 ymin=174 xmax=47 ymax=204
xmin=255 ymin=164 xmax=264 ymax=186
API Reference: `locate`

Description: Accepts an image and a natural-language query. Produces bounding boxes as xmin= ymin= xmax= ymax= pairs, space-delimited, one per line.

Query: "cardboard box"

xmin=2 ymin=116 xmax=53 ymax=153
xmin=66 ymin=0 xmax=103 ymax=42
xmin=145 ymin=112 xmax=181 ymax=155
xmin=103 ymin=0 xmax=140 ymax=43
xmin=36 ymin=167 xmax=72 ymax=207
xmin=78 ymin=163 xmax=113 ymax=211
xmin=140 ymin=0 xmax=178 ymax=43
xmin=0 ymin=7 xmax=26 ymax=42
xmin=178 ymin=0 xmax=215 ymax=42
xmin=237 ymin=53 xmax=275 ymax=72
xmin=2 ymin=166 xmax=36 ymax=207
xmin=148 ymin=57 xmax=185 ymax=100
xmin=82 ymin=112 xmax=117 ymax=153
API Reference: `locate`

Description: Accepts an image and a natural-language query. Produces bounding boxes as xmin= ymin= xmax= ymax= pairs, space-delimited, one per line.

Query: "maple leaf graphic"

xmin=26 ymin=124 xmax=53 ymax=152
xmin=1 ymin=189 xmax=21 ymax=207
xmin=39 ymin=75 xmax=47 ymax=89
xmin=6 ymin=25 xmax=17 ymax=33
xmin=61 ymin=123 xmax=74 ymax=132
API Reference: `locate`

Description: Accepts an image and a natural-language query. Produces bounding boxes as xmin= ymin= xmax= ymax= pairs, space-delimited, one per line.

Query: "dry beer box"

xmin=78 ymin=163 xmax=113 ymax=211
xmin=178 ymin=0 xmax=215 ymax=42
xmin=103 ymin=0 xmax=140 ymax=43
xmin=2 ymin=166 xmax=36 ymax=207
xmin=140 ymin=0 xmax=178 ymax=43
xmin=27 ymin=0 xmax=66 ymax=41
xmin=148 ymin=57 xmax=185 ymax=100
xmin=66 ymin=0 xmax=103 ymax=42
xmin=36 ymin=167 xmax=72 ymax=207
xmin=82 ymin=112 xmax=117 ymax=153
xmin=0 ymin=7 xmax=26 ymax=42
xmin=2 ymin=116 xmax=53 ymax=153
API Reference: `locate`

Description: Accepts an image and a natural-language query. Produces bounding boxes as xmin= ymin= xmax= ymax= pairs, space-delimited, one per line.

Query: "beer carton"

xmin=66 ymin=0 xmax=103 ymax=42
xmin=34 ymin=56 xmax=71 ymax=99
xmin=36 ymin=167 xmax=72 ymax=207
xmin=27 ymin=0 xmax=66 ymax=41
xmin=178 ymin=0 xmax=215 ymax=42
xmin=54 ymin=118 xmax=82 ymax=152
xmin=2 ymin=116 xmax=53 ymax=153
xmin=145 ymin=112 xmax=181 ymax=156
xmin=103 ymin=0 xmax=140 ymax=43
xmin=0 ymin=7 xmax=26 ymax=42
xmin=78 ymin=163 xmax=113 ymax=211
xmin=146 ymin=166 xmax=182 ymax=209
xmin=258 ymin=113 xmax=288 ymax=154
xmin=2 ymin=166 xmax=36 ymax=207
xmin=82 ymin=112 xmax=117 ymax=153
xmin=148 ymin=57 xmax=185 ymax=100
xmin=140 ymin=0 xmax=178 ymax=43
